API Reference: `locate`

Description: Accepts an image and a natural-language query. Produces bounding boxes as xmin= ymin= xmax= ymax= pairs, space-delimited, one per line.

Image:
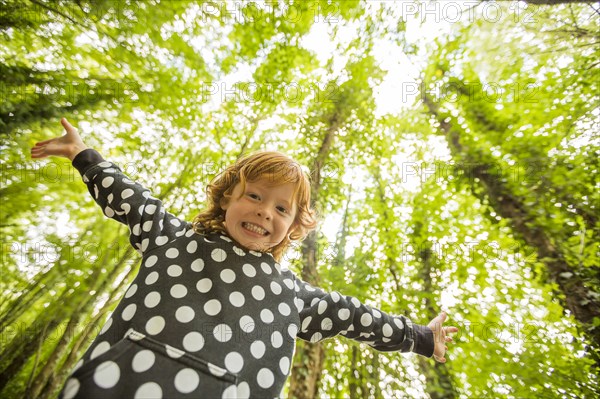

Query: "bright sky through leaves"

xmin=1 ymin=1 xmax=598 ymax=398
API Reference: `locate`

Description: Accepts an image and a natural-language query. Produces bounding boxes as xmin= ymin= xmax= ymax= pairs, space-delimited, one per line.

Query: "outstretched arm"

xmin=293 ymin=276 xmax=458 ymax=362
xmin=31 ymin=118 xmax=88 ymax=161
xmin=31 ymin=118 xmax=189 ymax=255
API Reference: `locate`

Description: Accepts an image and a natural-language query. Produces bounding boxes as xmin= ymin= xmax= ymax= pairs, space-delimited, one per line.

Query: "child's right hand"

xmin=31 ymin=118 xmax=89 ymax=161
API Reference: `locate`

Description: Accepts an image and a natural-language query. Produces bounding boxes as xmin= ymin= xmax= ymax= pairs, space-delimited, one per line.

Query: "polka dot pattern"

xmin=260 ymin=309 xmax=274 ymax=324
xmin=145 ymin=272 xmax=158 ymax=285
xmin=170 ymin=284 xmax=187 ymax=299
xmin=183 ymin=332 xmax=204 ymax=352
xmin=93 ymin=361 xmax=120 ymax=388
xmin=279 ymin=357 xmax=290 ymax=375
xmin=224 ymin=352 xmax=244 ymax=373
xmin=90 ymin=342 xmax=110 ymax=360
xmin=250 ymin=341 xmax=266 ymax=359
xmin=145 ymin=255 xmax=158 ymax=267
xmin=134 ymin=382 xmax=162 ymax=398
xmin=132 ymin=350 xmax=155 ymax=373
xmin=229 ymin=291 xmax=245 ymax=307
xmin=62 ymin=378 xmax=80 ymax=399
xmin=240 ymin=315 xmax=255 ymax=333
xmin=174 ymin=368 xmax=199 ymax=393
xmin=213 ymin=324 xmax=233 ymax=343
xmin=271 ymin=331 xmax=283 ymax=348
xmin=204 ymin=299 xmax=221 ymax=316
xmin=242 ymin=264 xmax=256 ymax=277
xmin=212 ymin=248 xmax=227 ymax=262
xmin=196 ymin=278 xmax=212 ymax=293
xmin=145 ymin=316 xmax=165 ymax=335
xmin=144 ymin=292 xmax=161 ymax=308
xmin=251 ymin=286 xmax=265 ymax=301
xmin=122 ymin=304 xmax=136 ymax=321
xmin=62 ymin=158 xmax=426 ymax=399
xmin=167 ymin=265 xmax=182 ymax=277
xmin=257 ymin=368 xmax=274 ymax=389
xmin=175 ymin=306 xmax=195 ymax=323
xmin=220 ymin=269 xmax=236 ymax=283
xmin=191 ymin=258 xmax=204 ymax=272
xmin=100 ymin=318 xmax=113 ymax=334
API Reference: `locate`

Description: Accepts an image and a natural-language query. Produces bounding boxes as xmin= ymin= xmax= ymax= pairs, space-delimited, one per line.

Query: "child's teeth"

xmin=244 ymin=223 xmax=267 ymax=235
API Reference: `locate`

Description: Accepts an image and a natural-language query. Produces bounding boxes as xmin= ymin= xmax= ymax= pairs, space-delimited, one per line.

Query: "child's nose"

xmin=256 ymin=207 xmax=271 ymax=220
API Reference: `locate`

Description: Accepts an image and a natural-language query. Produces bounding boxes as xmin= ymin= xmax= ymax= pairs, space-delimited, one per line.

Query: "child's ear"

xmin=220 ymin=197 xmax=229 ymax=211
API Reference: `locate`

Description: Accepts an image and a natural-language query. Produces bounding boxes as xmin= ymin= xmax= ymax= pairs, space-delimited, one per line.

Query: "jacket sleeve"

xmin=292 ymin=276 xmax=434 ymax=357
xmin=72 ymin=149 xmax=190 ymax=255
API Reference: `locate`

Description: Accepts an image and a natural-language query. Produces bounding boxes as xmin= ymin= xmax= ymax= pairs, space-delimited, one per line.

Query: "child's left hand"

xmin=427 ymin=312 xmax=459 ymax=363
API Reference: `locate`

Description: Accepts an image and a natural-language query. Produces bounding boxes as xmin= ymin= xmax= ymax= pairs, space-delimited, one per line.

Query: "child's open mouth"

xmin=242 ymin=222 xmax=269 ymax=236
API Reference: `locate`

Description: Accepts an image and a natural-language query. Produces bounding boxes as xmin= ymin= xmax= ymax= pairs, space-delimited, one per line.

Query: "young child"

xmin=31 ymin=118 xmax=457 ymax=399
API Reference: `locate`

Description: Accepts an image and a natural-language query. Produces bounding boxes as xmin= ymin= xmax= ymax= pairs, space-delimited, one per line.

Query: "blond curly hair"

xmin=192 ymin=151 xmax=318 ymax=261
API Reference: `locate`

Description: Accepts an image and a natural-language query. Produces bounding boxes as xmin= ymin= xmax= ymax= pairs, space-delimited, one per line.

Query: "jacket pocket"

xmin=62 ymin=329 xmax=237 ymax=399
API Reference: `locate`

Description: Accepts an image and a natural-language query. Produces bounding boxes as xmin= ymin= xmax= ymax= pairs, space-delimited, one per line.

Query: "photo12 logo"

xmin=398 ymin=1 xmax=538 ymax=24
xmin=2 ymin=240 xmax=126 ymax=274
xmin=1 ymin=80 xmax=141 ymax=105
xmin=399 ymin=160 xmax=543 ymax=186
xmin=3 ymin=1 xmax=145 ymax=26
xmin=200 ymin=1 xmax=340 ymax=24
xmin=200 ymin=82 xmax=339 ymax=104
xmin=400 ymin=81 xmax=540 ymax=105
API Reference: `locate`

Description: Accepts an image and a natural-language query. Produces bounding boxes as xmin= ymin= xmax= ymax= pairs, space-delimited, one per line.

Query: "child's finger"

xmin=429 ymin=312 xmax=447 ymax=330
xmin=31 ymin=149 xmax=47 ymax=159
xmin=33 ymin=138 xmax=56 ymax=146
xmin=31 ymin=149 xmax=47 ymax=158
xmin=61 ymin=117 xmax=77 ymax=133
xmin=438 ymin=311 xmax=447 ymax=323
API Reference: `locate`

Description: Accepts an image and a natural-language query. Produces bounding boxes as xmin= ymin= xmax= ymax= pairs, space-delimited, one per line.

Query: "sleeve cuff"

xmin=411 ymin=323 xmax=435 ymax=358
xmin=72 ymin=149 xmax=106 ymax=176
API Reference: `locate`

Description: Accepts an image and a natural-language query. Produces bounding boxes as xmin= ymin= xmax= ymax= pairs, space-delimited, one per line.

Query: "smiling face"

xmin=221 ymin=177 xmax=297 ymax=252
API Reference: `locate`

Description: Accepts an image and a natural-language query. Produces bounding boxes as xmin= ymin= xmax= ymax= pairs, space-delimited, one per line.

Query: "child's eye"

xmin=247 ymin=193 xmax=260 ymax=200
xmin=276 ymin=206 xmax=288 ymax=214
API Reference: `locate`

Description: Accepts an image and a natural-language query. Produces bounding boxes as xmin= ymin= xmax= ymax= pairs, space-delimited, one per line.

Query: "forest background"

xmin=1 ymin=0 xmax=599 ymax=398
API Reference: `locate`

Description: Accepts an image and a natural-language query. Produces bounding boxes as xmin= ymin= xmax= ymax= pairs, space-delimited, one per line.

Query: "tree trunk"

xmin=368 ymin=352 xmax=381 ymax=399
xmin=288 ymin=117 xmax=339 ymax=399
xmin=0 ymin=303 xmax=67 ymax=392
xmin=0 ymin=269 xmax=56 ymax=330
xmin=288 ymin=228 xmax=326 ymax=399
xmin=289 ymin=336 xmax=326 ymax=399
xmin=365 ymin=165 xmax=457 ymax=397
xmin=349 ymin=345 xmax=359 ymax=399
xmin=370 ymin=167 xmax=459 ymax=396
xmin=415 ymin=241 xmax=458 ymax=399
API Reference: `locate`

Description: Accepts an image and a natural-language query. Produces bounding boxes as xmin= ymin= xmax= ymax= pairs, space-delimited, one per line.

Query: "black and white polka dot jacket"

xmin=60 ymin=149 xmax=434 ymax=399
